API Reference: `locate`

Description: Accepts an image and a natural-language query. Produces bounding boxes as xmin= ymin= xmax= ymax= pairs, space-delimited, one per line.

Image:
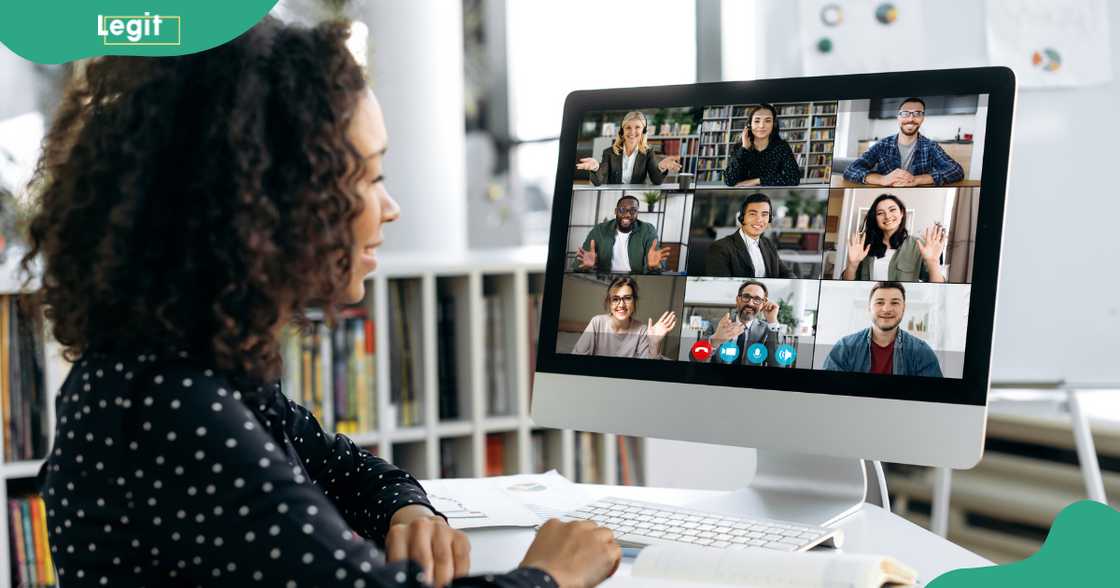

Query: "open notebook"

xmin=606 ymin=544 xmax=918 ymax=588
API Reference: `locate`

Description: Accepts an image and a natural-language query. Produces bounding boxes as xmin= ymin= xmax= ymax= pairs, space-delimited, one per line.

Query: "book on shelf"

xmin=389 ymin=280 xmax=423 ymax=427
xmin=8 ymin=495 xmax=56 ymax=587
xmin=436 ymin=295 xmax=460 ymax=421
xmin=1 ymin=295 xmax=49 ymax=464
xmin=527 ymin=292 xmax=543 ymax=394
xmin=530 ymin=430 xmax=547 ymax=473
xmin=439 ymin=438 xmax=456 ymax=478
xmin=575 ymin=431 xmax=601 ymax=483
xmin=485 ymin=434 xmax=505 ymax=477
xmin=281 ymin=308 xmax=376 ymax=435
xmin=484 ymin=295 xmax=514 ymax=417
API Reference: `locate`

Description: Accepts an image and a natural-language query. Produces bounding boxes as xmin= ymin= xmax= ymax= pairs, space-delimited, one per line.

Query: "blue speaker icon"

xmin=775 ymin=344 xmax=797 ymax=367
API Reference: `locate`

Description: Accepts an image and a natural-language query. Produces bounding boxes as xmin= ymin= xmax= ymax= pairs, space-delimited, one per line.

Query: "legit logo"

xmin=98 ymin=13 xmax=181 ymax=45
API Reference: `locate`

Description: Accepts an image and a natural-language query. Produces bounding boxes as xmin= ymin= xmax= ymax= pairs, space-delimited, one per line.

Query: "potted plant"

xmin=642 ymin=190 xmax=662 ymax=212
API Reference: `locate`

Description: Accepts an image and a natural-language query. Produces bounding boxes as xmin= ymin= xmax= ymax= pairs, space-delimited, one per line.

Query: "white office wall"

xmin=506 ymin=0 xmax=696 ymax=141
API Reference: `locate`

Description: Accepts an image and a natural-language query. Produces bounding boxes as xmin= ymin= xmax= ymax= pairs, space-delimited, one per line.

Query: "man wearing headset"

xmin=576 ymin=110 xmax=682 ymax=185
xmin=704 ymin=193 xmax=799 ymax=278
xmin=842 ymin=97 xmax=965 ymax=187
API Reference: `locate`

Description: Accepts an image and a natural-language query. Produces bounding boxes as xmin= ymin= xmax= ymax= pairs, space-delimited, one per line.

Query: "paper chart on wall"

xmin=799 ymin=0 xmax=928 ymax=75
xmin=986 ymin=0 xmax=1112 ymax=88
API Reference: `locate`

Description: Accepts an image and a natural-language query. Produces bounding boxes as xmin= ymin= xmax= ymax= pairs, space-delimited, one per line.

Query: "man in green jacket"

xmin=573 ymin=195 xmax=670 ymax=274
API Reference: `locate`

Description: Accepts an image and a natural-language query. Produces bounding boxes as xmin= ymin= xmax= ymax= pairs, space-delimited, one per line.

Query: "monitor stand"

xmin=683 ymin=449 xmax=881 ymax=528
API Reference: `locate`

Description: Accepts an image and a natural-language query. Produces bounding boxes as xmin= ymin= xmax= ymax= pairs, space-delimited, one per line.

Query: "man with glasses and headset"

xmin=574 ymin=195 xmax=671 ymax=274
xmin=843 ymin=97 xmax=965 ymax=187
xmin=701 ymin=280 xmax=782 ymax=366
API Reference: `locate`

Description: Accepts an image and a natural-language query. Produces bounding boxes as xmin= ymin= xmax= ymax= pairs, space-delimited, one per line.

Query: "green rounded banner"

xmin=0 ymin=0 xmax=279 ymax=64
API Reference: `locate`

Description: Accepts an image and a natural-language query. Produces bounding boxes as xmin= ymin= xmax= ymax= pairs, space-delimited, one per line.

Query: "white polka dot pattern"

xmin=42 ymin=354 xmax=553 ymax=587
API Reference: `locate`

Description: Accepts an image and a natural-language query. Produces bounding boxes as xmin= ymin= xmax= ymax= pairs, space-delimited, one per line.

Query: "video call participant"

xmin=723 ymin=103 xmax=802 ymax=187
xmin=705 ymin=193 xmax=798 ymax=278
xmin=705 ymin=280 xmax=780 ymax=366
xmin=576 ymin=110 xmax=682 ymax=185
xmin=842 ymin=97 xmax=965 ymax=187
xmin=822 ymin=281 xmax=943 ymax=377
xmin=841 ymin=193 xmax=946 ymax=283
xmin=572 ymin=277 xmax=678 ymax=359
xmin=574 ymin=195 xmax=671 ymax=274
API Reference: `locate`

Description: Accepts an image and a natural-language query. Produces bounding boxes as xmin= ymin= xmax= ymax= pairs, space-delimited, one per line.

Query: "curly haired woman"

xmin=23 ymin=16 xmax=619 ymax=588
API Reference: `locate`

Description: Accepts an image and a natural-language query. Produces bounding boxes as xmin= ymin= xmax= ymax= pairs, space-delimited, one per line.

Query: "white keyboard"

xmin=564 ymin=496 xmax=843 ymax=552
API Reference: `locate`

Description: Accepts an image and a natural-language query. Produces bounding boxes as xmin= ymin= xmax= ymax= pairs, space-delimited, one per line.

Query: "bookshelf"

xmin=697 ymin=101 xmax=839 ymax=184
xmin=1 ymin=293 xmax=67 ymax=588
xmin=0 ymin=247 xmax=654 ymax=588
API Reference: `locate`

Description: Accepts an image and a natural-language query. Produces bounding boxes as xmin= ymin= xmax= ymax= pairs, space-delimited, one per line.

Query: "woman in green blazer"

xmin=841 ymin=193 xmax=947 ymax=283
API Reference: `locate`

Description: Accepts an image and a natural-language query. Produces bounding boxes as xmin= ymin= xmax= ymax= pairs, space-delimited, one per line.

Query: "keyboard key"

xmin=712 ymin=541 xmax=731 ymax=548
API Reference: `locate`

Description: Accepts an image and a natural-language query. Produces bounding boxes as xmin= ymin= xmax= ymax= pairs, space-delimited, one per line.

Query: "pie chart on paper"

xmin=1031 ymin=48 xmax=1062 ymax=72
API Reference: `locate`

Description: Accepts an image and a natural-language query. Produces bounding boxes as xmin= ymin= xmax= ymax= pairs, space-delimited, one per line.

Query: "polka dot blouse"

xmin=40 ymin=353 xmax=554 ymax=587
xmin=722 ymin=140 xmax=802 ymax=187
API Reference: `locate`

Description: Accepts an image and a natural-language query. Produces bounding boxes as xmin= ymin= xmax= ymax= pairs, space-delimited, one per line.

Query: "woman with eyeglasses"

xmin=841 ymin=193 xmax=947 ymax=283
xmin=723 ymin=103 xmax=802 ymax=187
xmin=571 ymin=277 xmax=678 ymax=359
xmin=576 ymin=110 xmax=682 ymax=186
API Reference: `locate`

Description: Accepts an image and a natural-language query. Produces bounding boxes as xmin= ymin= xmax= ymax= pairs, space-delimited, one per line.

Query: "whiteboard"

xmin=753 ymin=0 xmax=1120 ymax=385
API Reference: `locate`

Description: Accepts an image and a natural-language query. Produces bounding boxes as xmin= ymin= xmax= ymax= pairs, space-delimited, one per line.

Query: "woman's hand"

xmin=657 ymin=155 xmax=682 ymax=173
xmin=576 ymin=157 xmax=600 ymax=172
xmin=647 ymin=311 xmax=678 ymax=353
xmin=734 ymin=178 xmax=761 ymax=187
xmin=520 ymin=520 xmax=621 ymax=588
xmin=917 ymin=224 xmax=947 ymax=263
xmin=387 ymin=506 xmax=470 ymax=587
xmin=846 ymin=232 xmax=870 ymax=267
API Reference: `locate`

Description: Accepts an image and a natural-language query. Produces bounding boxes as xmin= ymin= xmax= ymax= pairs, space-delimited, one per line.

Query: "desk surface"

xmin=464 ymin=484 xmax=991 ymax=585
xmin=829 ymin=175 xmax=982 ymax=189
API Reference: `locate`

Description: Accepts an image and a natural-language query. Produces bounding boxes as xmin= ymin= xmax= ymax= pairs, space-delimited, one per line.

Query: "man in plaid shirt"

xmin=843 ymin=97 xmax=965 ymax=187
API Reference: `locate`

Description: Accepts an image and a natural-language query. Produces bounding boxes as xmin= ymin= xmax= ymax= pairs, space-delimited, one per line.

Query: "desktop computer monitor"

xmin=531 ymin=68 xmax=1015 ymax=485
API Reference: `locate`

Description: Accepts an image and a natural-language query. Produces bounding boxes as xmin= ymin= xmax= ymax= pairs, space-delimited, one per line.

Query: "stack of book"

xmin=281 ymin=307 xmax=376 ymax=435
xmin=1 ymin=295 xmax=49 ymax=463
xmin=7 ymin=495 xmax=55 ymax=587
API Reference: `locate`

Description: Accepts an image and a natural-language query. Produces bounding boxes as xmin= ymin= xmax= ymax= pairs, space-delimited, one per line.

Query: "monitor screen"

xmin=544 ymin=85 xmax=1002 ymax=405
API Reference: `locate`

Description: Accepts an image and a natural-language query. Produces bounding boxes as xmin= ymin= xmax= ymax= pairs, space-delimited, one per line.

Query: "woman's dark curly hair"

xmin=21 ymin=16 xmax=370 ymax=384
